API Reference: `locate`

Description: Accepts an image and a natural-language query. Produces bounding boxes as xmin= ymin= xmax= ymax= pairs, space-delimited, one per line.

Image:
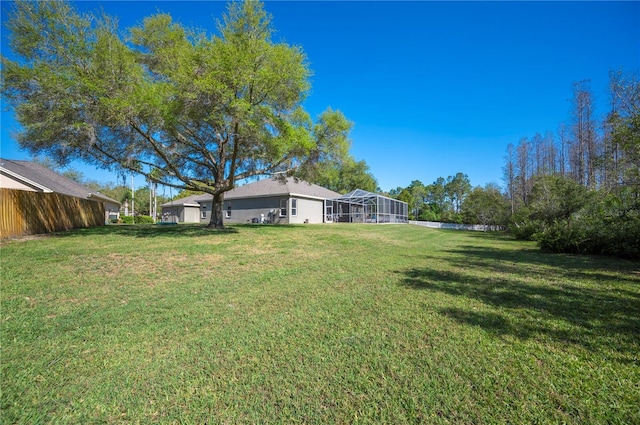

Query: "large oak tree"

xmin=2 ymin=0 xmax=351 ymax=227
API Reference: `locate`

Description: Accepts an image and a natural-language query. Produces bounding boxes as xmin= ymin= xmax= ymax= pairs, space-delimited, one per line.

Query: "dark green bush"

xmin=134 ymin=215 xmax=154 ymax=224
xmin=535 ymin=215 xmax=640 ymax=259
xmin=509 ymin=220 xmax=543 ymax=240
xmin=536 ymin=221 xmax=587 ymax=254
xmin=418 ymin=209 xmax=439 ymax=222
xmin=121 ymin=216 xmax=134 ymax=224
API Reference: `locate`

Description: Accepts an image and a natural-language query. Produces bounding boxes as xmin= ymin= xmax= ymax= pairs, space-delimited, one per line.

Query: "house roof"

xmin=160 ymin=178 xmax=341 ymax=207
xmin=0 ymin=158 xmax=120 ymax=205
xmin=226 ymin=178 xmax=341 ymax=200
xmin=160 ymin=193 xmax=203 ymax=207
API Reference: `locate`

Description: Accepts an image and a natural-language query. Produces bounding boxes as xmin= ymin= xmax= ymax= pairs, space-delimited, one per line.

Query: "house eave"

xmin=289 ymin=192 xmax=331 ymax=201
xmin=160 ymin=202 xmax=201 ymax=208
xmin=0 ymin=167 xmax=53 ymax=192
xmin=88 ymin=193 xmax=121 ymax=205
xmin=224 ymin=192 xmax=330 ymax=201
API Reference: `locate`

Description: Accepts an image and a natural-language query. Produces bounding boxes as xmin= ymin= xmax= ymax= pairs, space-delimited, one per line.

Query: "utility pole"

xmin=148 ymin=180 xmax=157 ymax=222
xmin=153 ymin=183 xmax=157 ymax=222
xmin=149 ymin=181 xmax=153 ymax=221
xmin=131 ymin=175 xmax=135 ymax=217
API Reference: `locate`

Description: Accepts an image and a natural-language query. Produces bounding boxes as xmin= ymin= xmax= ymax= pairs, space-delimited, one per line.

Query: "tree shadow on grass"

xmin=52 ymin=222 xmax=314 ymax=239
xmin=398 ymin=247 xmax=640 ymax=363
xmin=54 ymin=223 xmax=239 ymax=239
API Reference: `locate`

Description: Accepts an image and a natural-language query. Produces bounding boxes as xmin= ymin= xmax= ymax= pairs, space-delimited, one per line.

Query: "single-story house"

xmin=0 ymin=158 xmax=121 ymax=222
xmin=160 ymin=178 xmax=409 ymax=225
xmin=161 ymin=178 xmax=341 ymax=224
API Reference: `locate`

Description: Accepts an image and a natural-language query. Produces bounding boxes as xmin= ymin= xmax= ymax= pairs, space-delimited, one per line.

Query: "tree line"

xmin=388 ymin=70 xmax=639 ymax=258
xmin=501 ymin=70 xmax=639 ymax=258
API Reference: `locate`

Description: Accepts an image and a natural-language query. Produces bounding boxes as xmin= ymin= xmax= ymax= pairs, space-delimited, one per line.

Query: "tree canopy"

xmin=1 ymin=0 xmax=357 ymax=227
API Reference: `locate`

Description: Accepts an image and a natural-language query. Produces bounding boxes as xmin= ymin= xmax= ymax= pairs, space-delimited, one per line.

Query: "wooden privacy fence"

xmin=1 ymin=189 xmax=105 ymax=239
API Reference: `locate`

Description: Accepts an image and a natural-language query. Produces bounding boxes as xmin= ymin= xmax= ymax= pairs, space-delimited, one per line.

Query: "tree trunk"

xmin=209 ymin=192 xmax=225 ymax=228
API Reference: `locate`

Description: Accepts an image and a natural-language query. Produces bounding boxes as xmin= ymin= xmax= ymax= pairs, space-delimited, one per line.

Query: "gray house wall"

xmin=104 ymin=200 xmax=121 ymax=221
xmin=228 ymin=196 xmax=286 ymax=224
xmin=183 ymin=206 xmax=201 ymax=223
xmin=288 ymin=197 xmax=325 ymax=224
xmin=197 ymin=195 xmax=326 ymax=224
xmin=200 ymin=196 xmax=286 ymax=224
xmin=162 ymin=205 xmax=200 ymax=223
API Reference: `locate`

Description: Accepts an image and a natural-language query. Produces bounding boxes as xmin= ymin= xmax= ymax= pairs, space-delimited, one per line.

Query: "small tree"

xmin=462 ymin=183 xmax=509 ymax=227
xmin=445 ymin=172 xmax=471 ymax=215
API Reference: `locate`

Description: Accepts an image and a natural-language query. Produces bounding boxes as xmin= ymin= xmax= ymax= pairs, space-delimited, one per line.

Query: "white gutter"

xmin=0 ymin=167 xmax=53 ymax=192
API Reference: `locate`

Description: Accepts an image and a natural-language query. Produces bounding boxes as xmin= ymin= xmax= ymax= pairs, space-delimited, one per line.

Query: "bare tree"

xmin=543 ymin=130 xmax=557 ymax=175
xmin=608 ymin=69 xmax=640 ymax=190
xmin=532 ymin=132 xmax=544 ymax=176
xmin=516 ymin=137 xmax=532 ymax=205
xmin=557 ymin=123 xmax=569 ymax=177
xmin=503 ymin=143 xmax=517 ymax=214
xmin=570 ymin=80 xmax=598 ymax=188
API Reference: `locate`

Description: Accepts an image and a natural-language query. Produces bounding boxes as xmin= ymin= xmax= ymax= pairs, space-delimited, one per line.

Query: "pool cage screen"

xmin=324 ymin=189 xmax=408 ymax=223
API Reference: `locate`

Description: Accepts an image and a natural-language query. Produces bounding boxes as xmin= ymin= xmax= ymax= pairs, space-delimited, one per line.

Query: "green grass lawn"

xmin=1 ymin=224 xmax=639 ymax=424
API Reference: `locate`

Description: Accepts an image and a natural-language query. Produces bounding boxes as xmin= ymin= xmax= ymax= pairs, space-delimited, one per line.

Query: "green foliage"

xmin=512 ymin=180 xmax=640 ymax=259
xmin=1 ymin=0 xmax=354 ymax=228
xmin=462 ymin=183 xmax=510 ymax=226
xmin=535 ymin=220 xmax=588 ymax=254
xmin=446 ymin=172 xmax=472 ymax=214
xmin=503 ymin=70 xmax=639 ymax=258
xmin=173 ymin=189 xmax=205 ymax=200
xmin=119 ymin=215 xmax=154 ymax=224
xmin=508 ymin=218 xmax=543 ymax=240
xmin=607 ymin=69 xmax=640 ymax=190
xmin=508 ymin=175 xmax=591 ymax=240
xmin=528 ymin=175 xmax=590 ymax=223
xmin=134 ymin=215 xmax=155 ymax=224
xmin=417 ymin=208 xmax=439 ymax=222
xmin=302 ymin=110 xmax=376 ymax=194
xmin=329 ymin=158 xmax=378 ymax=193
xmin=404 ymin=180 xmax=426 ymax=220
xmin=392 ymin=174 xmax=473 ymax=223
xmin=536 ymin=188 xmax=640 ymax=259
xmin=536 ymin=216 xmax=640 ymax=259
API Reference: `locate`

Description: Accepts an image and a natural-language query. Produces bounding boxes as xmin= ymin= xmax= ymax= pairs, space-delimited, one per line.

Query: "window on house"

xmin=280 ymin=199 xmax=287 ymax=216
xmin=291 ymin=199 xmax=297 ymax=216
xmin=201 ymin=210 xmax=206 ymax=219
xmin=226 ymin=203 xmax=231 ymax=218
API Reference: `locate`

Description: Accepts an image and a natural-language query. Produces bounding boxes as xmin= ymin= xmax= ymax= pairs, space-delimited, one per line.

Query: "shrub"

xmin=418 ymin=209 xmax=439 ymax=222
xmin=536 ymin=220 xmax=587 ymax=254
xmin=508 ymin=219 xmax=543 ymax=240
xmin=120 ymin=216 xmax=134 ymax=224
xmin=535 ymin=213 xmax=640 ymax=260
xmin=134 ymin=215 xmax=154 ymax=224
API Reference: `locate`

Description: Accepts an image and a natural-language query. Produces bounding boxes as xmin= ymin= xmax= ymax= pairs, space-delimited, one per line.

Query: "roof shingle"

xmin=0 ymin=158 xmax=120 ymax=204
xmin=160 ymin=178 xmax=341 ymax=207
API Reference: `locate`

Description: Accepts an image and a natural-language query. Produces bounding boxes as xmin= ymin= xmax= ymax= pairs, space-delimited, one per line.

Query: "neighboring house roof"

xmin=160 ymin=193 xmax=203 ymax=208
xmin=0 ymin=158 xmax=120 ymax=205
xmin=160 ymin=178 xmax=341 ymax=207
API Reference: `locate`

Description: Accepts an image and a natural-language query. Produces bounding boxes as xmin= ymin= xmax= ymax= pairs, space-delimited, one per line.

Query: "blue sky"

xmin=1 ymin=1 xmax=639 ymax=192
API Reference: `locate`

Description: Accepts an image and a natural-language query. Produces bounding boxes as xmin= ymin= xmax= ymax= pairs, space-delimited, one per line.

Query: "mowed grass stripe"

xmin=1 ymin=224 xmax=638 ymax=423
